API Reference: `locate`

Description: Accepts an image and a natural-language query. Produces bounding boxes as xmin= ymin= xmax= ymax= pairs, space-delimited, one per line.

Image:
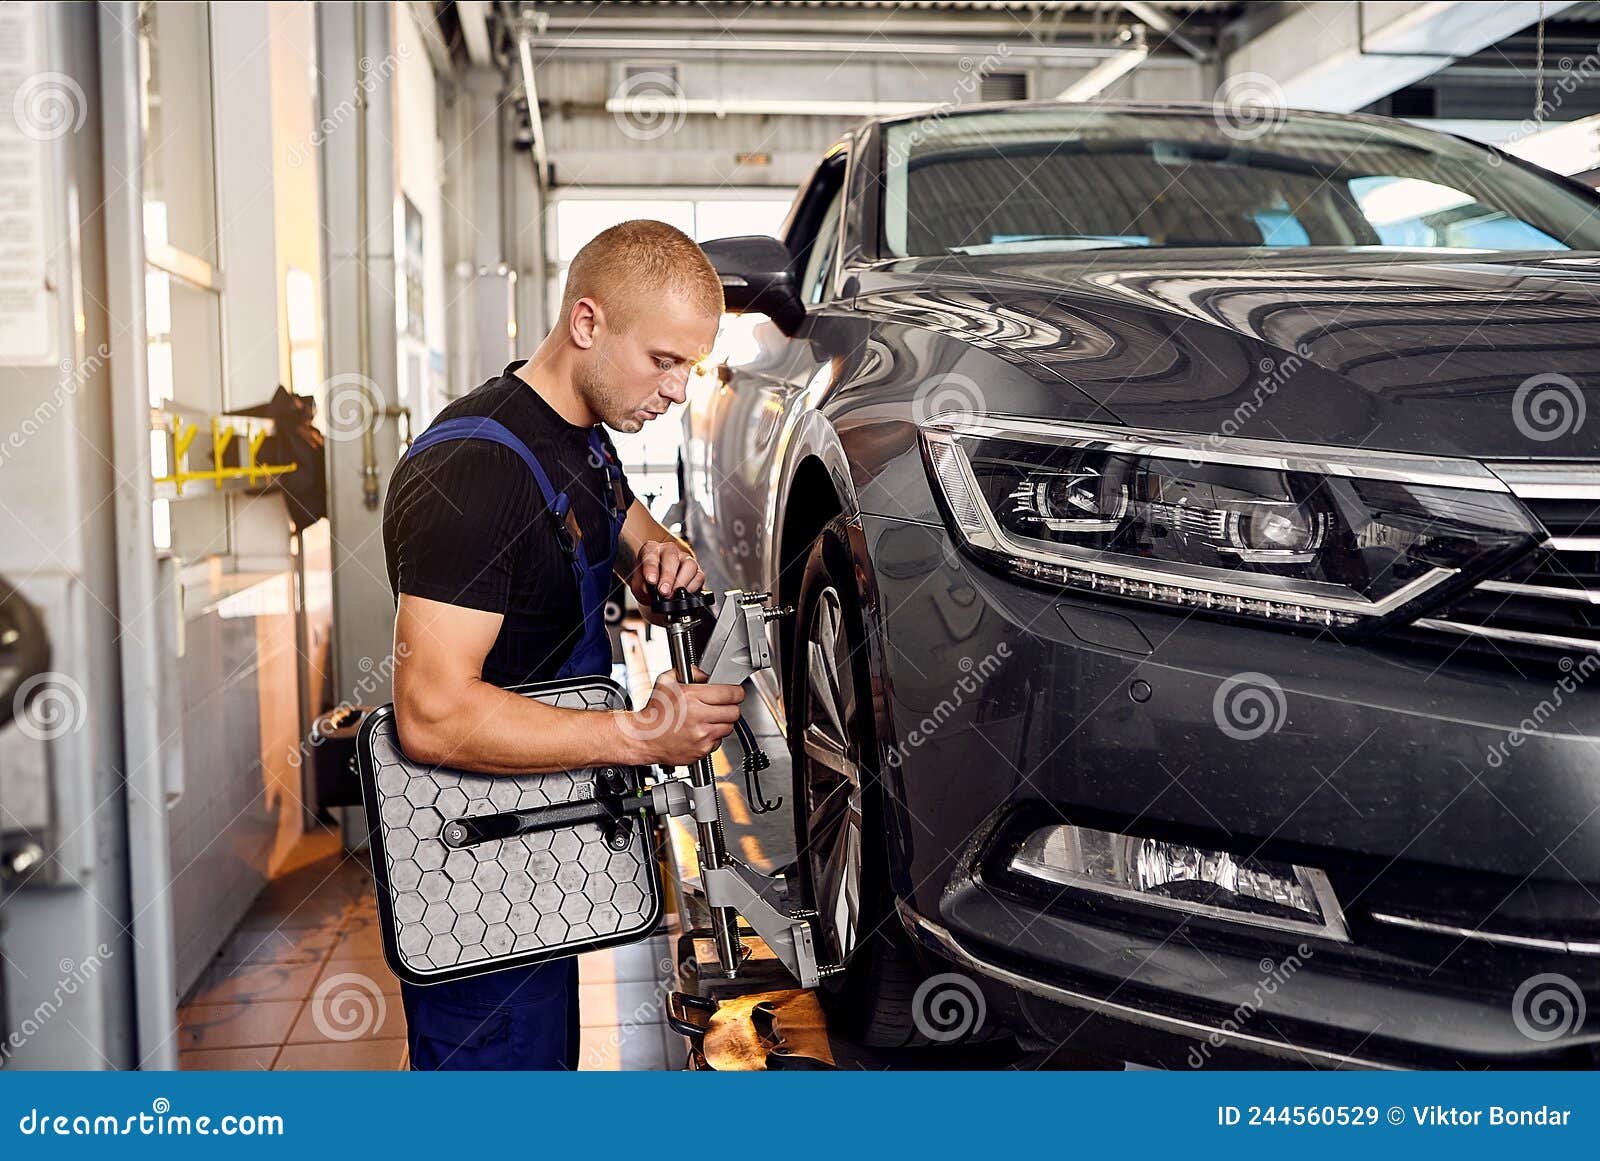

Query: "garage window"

xmin=548 ymin=196 xmax=791 ymax=324
xmin=546 ymin=194 xmax=790 ymax=517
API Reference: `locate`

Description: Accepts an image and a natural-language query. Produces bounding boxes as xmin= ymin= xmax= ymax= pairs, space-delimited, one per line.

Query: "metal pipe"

xmin=518 ymin=31 xmax=1146 ymax=63
xmin=291 ymin=528 xmax=313 ymax=820
xmin=529 ymin=12 xmax=1140 ymax=39
xmin=356 ymin=11 xmax=379 ymax=510
xmin=1058 ymin=26 xmax=1149 ymax=101
xmin=515 ymin=18 xmax=548 ymax=196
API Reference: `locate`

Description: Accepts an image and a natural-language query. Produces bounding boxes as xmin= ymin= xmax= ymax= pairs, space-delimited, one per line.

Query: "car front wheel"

xmin=789 ymin=516 xmax=930 ymax=1046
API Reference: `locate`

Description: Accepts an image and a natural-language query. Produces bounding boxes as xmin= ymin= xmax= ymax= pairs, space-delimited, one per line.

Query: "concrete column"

xmin=317 ymin=0 xmax=401 ymax=719
xmin=0 ymin=0 xmax=141 ymax=1069
xmin=466 ymin=67 xmax=517 ymax=387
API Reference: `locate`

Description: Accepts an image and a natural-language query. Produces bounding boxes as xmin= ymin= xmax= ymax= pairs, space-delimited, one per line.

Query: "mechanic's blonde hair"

xmin=561 ymin=219 xmax=724 ymax=332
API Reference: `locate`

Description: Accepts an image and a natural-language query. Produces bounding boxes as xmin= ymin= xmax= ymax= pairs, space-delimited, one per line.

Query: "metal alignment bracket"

xmin=648 ymin=775 xmax=822 ymax=987
xmin=701 ymin=861 xmax=824 ymax=989
xmin=644 ymin=587 xmax=826 ymax=987
xmin=698 ymin=590 xmax=780 ymax=687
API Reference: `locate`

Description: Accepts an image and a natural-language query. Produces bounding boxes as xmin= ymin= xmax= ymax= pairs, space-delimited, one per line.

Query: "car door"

xmin=691 ymin=145 xmax=854 ymax=597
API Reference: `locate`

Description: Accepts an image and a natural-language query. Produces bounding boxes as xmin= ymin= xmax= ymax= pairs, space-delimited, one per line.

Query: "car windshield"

xmin=880 ymin=107 xmax=1600 ymax=257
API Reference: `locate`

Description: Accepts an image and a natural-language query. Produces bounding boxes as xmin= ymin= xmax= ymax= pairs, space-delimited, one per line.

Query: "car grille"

xmin=1416 ymin=465 xmax=1600 ymax=657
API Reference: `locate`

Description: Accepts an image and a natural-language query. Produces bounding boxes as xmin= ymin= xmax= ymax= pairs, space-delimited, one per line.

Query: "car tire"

xmin=788 ymin=515 xmax=930 ymax=1047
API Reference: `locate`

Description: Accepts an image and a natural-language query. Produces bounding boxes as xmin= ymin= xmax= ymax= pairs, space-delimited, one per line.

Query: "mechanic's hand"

xmin=615 ymin=666 xmax=744 ymax=766
xmin=632 ymin=539 xmax=704 ymax=603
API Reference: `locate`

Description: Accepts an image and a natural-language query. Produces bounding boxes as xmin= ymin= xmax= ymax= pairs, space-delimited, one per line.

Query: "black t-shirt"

xmin=382 ymin=361 xmax=635 ymax=687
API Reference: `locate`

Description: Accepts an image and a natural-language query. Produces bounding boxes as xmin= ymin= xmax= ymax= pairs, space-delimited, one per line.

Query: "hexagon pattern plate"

xmin=357 ymin=677 xmax=662 ymax=986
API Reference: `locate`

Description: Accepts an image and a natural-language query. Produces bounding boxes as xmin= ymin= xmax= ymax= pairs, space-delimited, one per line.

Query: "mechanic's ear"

xmin=569 ymin=297 xmax=601 ymax=349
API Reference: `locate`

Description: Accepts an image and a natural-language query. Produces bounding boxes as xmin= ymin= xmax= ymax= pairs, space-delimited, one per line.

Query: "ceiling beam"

xmin=456 ymin=0 xmax=492 ymax=66
xmin=1058 ymin=26 xmax=1150 ymax=101
xmin=1224 ymin=1 xmax=1578 ymax=113
xmin=1123 ymin=1 xmax=1212 ymax=62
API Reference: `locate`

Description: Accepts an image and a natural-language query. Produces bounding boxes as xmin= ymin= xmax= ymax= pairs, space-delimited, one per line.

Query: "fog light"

xmin=1009 ymin=823 xmax=1348 ymax=941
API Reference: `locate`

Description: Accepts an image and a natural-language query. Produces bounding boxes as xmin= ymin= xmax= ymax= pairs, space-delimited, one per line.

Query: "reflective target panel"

xmin=357 ymin=677 xmax=663 ymax=986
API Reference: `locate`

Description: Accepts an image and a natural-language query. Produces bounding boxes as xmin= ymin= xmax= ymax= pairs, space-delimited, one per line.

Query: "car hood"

xmin=854 ymin=249 xmax=1600 ymax=460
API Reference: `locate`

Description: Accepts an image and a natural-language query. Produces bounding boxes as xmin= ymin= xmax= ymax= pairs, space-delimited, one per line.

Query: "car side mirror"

xmin=702 ymin=235 xmax=805 ymax=337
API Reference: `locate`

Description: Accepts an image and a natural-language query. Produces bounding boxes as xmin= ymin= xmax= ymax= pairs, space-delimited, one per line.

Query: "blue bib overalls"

xmin=395 ymin=415 xmax=627 ymax=1071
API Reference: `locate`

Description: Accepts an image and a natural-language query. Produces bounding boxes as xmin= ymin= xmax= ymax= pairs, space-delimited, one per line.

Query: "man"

xmin=381 ymin=219 xmax=743 ymax=1070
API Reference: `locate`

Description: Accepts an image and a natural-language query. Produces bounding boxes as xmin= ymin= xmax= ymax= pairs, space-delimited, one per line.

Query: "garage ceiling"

xmin=466 ymin=1 xmax=1599 ymax=186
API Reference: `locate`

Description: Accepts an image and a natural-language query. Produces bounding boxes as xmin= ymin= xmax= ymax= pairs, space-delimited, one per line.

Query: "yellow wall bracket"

xmin=153 ymin=414 xmax=298 ymax=497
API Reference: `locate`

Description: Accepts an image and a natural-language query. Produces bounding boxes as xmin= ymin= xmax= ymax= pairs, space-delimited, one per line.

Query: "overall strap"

xmin=407 ymin=416 xmax=561 ymax=505
xmin=586 ymin=429 xmax=628 ymax=556
xmin=406 ymin=414 xmax=617 ymax=680
xmin=406 ymin=415 xmax=590 ymax=572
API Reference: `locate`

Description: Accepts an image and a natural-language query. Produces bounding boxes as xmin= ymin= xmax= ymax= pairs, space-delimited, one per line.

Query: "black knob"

xmin=650 ymin=586 xmax=713 ymax=617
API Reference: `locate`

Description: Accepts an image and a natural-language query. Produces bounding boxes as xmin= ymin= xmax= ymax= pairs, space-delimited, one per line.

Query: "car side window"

xmin=800 ymin=187 xmax=844 ymax=305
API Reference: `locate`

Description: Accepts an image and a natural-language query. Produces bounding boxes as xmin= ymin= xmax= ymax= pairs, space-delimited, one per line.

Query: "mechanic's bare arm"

xmin=617 ymin=500 xmax=704 ymax=624
xmin=392 ymin=593 xmax=742 ymax=774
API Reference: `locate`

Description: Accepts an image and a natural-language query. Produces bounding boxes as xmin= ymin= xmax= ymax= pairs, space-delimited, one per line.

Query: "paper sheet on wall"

xmin=0 ymin=3 xmax=57 ymax=366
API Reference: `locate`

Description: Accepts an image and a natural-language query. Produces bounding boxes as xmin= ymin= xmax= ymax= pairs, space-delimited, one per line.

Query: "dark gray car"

xmin=681 ymin=101 xmax=1600 ymax=1067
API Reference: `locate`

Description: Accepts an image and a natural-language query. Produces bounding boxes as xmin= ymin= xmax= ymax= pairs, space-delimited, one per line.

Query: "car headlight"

xmin=920 ymin=414 xmax=1541 ymax=629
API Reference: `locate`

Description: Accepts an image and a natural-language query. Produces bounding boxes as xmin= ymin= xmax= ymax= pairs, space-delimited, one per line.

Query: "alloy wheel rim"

xmin=800 ymin=584 xmax=863 ymax=969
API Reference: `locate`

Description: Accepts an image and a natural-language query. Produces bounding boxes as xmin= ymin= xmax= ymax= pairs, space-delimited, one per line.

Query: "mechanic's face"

xmin=578 ymin=296 xmax=719 ymax=434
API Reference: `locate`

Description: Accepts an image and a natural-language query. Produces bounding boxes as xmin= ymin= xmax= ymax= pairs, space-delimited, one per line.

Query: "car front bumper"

xmin=860 ymin=512 xmax=1600 ymax=1067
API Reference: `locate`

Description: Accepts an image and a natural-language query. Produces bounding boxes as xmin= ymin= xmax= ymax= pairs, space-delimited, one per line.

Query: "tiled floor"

xmin=179 ymin=828 xmax=685 ymax=1071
